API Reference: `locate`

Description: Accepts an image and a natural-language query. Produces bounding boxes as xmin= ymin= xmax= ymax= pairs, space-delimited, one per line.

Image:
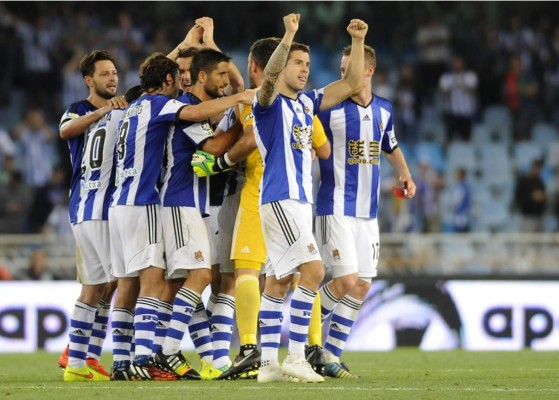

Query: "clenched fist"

xmin=283 ymin=13 xmax=300 ymax=34
xmin=347 ymin=19 xmax=368 ymax=40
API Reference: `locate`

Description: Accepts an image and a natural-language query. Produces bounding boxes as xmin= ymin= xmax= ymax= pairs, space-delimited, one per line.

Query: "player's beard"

xmin=205 ymin=85 xmax=225 ymax=99
xmin=96 ymin=84 xmax=117 ymax=100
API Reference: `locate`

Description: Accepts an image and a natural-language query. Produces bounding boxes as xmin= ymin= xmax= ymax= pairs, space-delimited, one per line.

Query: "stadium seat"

xmin=414 ymin=140 xmax=445 ymax=172
xmin=445 ymin=141 xmax=477 ymax=181
xmin=473 ymin=185 xmax=512 ymax=233
xmin=531 ymin=122 xmax=559 ymax=148
xmin=512 ymin=140 xmax=544 ymax=173
xmin=482 ymin=105 xmax=513 ymax=144
xmin=545 ymin=142 xmax=559 ymax=169
xmin=478 ymin=143 xmax=513 ymax=186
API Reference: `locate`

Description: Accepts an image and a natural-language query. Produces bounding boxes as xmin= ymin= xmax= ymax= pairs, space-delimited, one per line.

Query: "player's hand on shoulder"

xmin=283 ymin=13 xmax=300 ymax=33
xmin=109 ymin=95 xmax=128 ymax=110
xmin=347 ymin=19 xmax=368 ymax=39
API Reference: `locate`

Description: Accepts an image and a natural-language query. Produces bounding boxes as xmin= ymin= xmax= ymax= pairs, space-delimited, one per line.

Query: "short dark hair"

xmin=139 ymin=52 xmax=179 ymax=92
xmin=190 ymin=48 xmax=231 ymax=85
xmin=249 ymin=37 xmax=281 ymax=69
xmin=79 ymin=50 xmax=116 ymax=77
xmin=176 ymin=47 xmax=200 ymax=60
xmin=343 ymin=44 xmax=376 ymax=68
xmin=289 ymin=41 xmax=311 ymax=58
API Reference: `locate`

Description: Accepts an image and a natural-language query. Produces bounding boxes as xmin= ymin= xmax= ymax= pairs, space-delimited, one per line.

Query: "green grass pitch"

xmin=1 ymin=349 xmax=557 ymax=400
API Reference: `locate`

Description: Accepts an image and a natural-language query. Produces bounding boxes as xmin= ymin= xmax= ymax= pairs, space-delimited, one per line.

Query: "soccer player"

xmin=315 ymin=44 xmax=416 ymax=379
xmin=151 ymin=19 xmax=245 ymax=380
xmin=154 ymin=47 xmax=253 ymax=380
xmin=109 ymin=52 xmax=254 ymax=380
xmin=58 ymin=50 xmax=127 ymax=382
xmin=252 ymin=13 xmax=367 ymax=383
xmin=204 ymin=37 xmax=330 ymax=380
xmin=108 ymin=85 xmax=146 ymax=382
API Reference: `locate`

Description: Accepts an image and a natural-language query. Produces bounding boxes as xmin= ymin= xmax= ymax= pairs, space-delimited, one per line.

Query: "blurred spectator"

xmin=42 ymin=194 xmax=74 ymax=252
xmin=0 ymin=126 xmax=16 ymax=165
xmin=12 ymin=107 xmax=58 ymax=187
xmin=28 ymin=165 xmax=67 ymax=234
xmin=61 ymin=45 xmax=88 ymax=111
xmin=411 ymin=161 xmax=444 ymax=232
xmin=373 ymin=67 xmax=395 ymax=102
xmin=9 ymin=10 xmax=62 ymax=117
xmin=439 ymin=55 xmax=478 ymax=142
xmin=0 ymin=260 xmax=12 ymax=281
xmin=15 ymin=248 xmax=56 ymax=280
xmin=450 ymin=168 xmax=472 ymax=233
xmin=0 ymin=3 xmax=19 ymax=106
xmin=416 ymin=13 xmax=451 ymax=105
xmin=394 ymin=64 xmax=419 ymax=143
xmin=0 ymin=170 xmax=33 ymax=233
xmin=475 ymin=28 xmax=508 ymax=109
xmin=504 ymin=53 xmax=541 ymax=141
xmin=0 ymin=154 xmax=17 ymax=186
xmin=514 ymin=159 xmax=547 ymax=232
xmin=105 ymin=11 xmax=146 ymax=72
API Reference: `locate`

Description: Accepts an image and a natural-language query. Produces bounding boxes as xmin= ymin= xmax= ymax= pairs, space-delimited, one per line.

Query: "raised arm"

xmin=167 ymin=23 xmax=203 ymax=60
xmin=319 ymin=19 xmax=368 ymax=111
xmin=196 ymin=17 xmax=244 ymax=94
xmin=257 ymin=13 xmax=300 ymax=108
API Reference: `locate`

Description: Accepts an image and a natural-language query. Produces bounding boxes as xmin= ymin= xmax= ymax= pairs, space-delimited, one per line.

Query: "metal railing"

xmin=1 ymin=233 xmax=559 ymax=279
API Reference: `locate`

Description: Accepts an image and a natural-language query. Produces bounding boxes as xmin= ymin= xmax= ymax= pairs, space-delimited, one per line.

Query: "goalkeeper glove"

xmin=191 ymin=150 xmax=234 ymax=177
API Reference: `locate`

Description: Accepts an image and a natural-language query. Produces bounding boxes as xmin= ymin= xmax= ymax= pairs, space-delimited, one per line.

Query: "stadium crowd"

xmin=1 ymin=2 xmax=559 ymax=237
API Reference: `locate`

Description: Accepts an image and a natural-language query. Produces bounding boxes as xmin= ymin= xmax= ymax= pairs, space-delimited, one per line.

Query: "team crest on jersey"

xmin=304 ymin=106 xmax=310 ymax=113
xmin=379 ymin=121 xmax=384 ymax=131
xmin=332 ymin=249 xmax=341 ymax=261
xmin=308 ymin=244 xmax=317 ymax=254
xmin=292 ymin=125 xmax=312 ymax=150
xmin=194 ymin=250 xmax=205 ymax=262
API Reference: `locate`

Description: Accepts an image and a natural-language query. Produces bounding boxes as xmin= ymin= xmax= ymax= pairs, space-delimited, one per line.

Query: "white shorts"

xmin=162 ymin=206 xmax=211 ymax=280
xmin=315 ymin=214 xmax=380 ymax=279
xmin=109 ymin=205 xmax=165 ymax=278
xmin=217 ymin=192 xmax=241 ymax=273
xmin=260 ymin=199 xmax=322 ymax=279
xmin=205 ymin=205 xmax=220 ymax=266
xmin=71 ymin=220 xmax=114 ymax=285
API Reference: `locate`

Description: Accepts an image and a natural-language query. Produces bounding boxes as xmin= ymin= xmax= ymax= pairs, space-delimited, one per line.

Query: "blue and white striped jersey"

xmin=316 ymin=95 xmax=398 ymax=219
xmin=111 ymin=94 xmax=186 ymax=206
xmin=160 ymin=92 xmax=215 ymax=212
xmin=253 ymin=89 xmax=324 ymax=205
xmin=76 ymin=109 xmax=123 ymax=222
xmin=59 ymin=100 xmax=97 ymax=225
